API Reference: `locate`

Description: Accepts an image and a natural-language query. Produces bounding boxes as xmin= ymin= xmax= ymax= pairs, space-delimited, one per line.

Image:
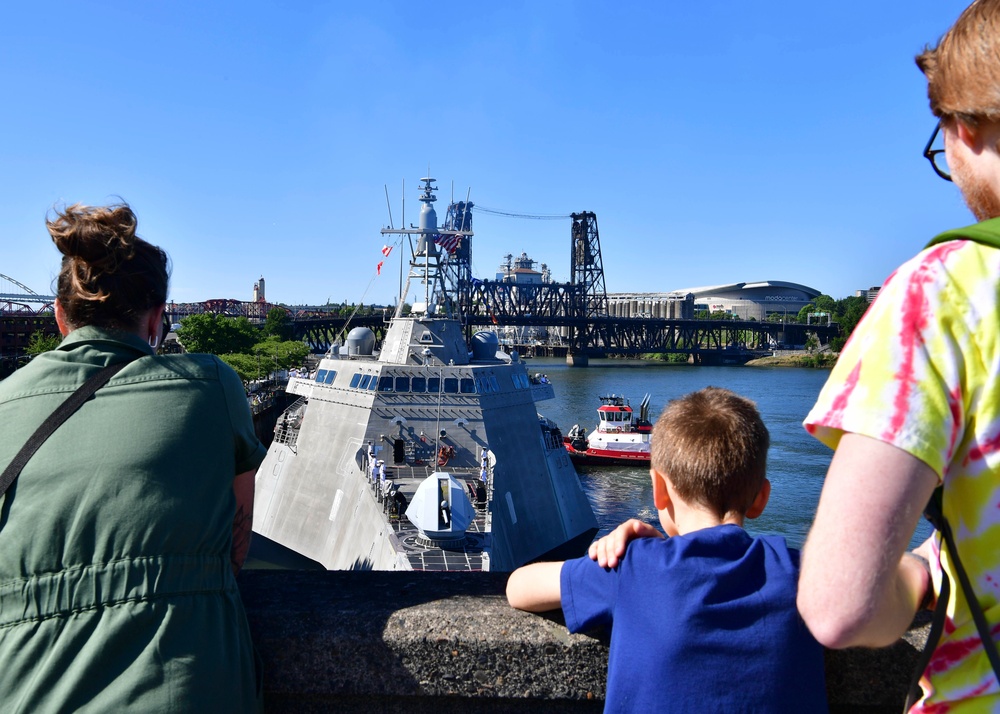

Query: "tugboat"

xmin=564 ymin=394 xmax=653 ymax=466
xmin=252 ymin=178 xmax=598 ymax=571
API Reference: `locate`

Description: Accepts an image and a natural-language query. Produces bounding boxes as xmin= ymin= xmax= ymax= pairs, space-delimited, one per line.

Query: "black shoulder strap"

xmin=904 ymin=549 xmax=950 ymax=711
xmin=904 ymin=487 xmax=1000 ymax=711
xmin=0 ymin=360 xmax=133 ymax=499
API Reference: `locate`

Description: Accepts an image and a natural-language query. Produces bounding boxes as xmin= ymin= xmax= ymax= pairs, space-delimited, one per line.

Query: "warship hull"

xmin=253 ymin=361 xmax=597 ymax=571
xmin=252 ymin=176 xmax=598 ymax=571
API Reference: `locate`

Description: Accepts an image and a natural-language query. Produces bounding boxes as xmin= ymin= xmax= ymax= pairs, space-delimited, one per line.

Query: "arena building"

xmin=608 ymin=281 xmax=823 ymax=322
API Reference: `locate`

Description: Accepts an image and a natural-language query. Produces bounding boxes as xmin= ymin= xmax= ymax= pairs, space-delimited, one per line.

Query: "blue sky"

xmin=0 ymin=1 xmax=975 ymax=307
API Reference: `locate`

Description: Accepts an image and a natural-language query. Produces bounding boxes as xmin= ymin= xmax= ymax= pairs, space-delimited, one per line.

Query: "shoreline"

xmin=744 ymin=351 xmax=837 ymax=369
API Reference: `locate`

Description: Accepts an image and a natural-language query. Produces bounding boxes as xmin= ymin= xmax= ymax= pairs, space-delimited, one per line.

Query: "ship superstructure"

xmin=252 ymin=178 xmax=598 ymax=571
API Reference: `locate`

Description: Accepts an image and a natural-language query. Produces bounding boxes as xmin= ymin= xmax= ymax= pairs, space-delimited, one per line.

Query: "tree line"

xmin=23 ymin=307 xmax=310 ymax=389
xmin=173 ymin=308 xmax=310 ymax=386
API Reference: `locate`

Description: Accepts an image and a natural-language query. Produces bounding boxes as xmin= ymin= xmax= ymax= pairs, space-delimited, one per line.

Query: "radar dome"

xmin=470 ymin=331 xmax=500 ymax=360
xmin=346 ymin=327 xmax=376 ymax=356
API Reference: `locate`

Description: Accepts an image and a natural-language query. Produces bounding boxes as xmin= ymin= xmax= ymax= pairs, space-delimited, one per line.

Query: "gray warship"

xmin=252 ymin=178 xmax=598 ymax=571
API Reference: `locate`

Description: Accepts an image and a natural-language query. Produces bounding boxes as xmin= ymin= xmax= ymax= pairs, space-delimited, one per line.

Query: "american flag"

xmin=434 ymin=233 xmax=461 ymax=254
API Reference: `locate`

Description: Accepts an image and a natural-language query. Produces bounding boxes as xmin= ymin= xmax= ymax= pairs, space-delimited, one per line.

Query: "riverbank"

xmin=745 ymin=350 xmax=837 ymax=368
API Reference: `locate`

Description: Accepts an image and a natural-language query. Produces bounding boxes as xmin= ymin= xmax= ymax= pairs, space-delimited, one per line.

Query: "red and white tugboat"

xmin=564 ymin=394 xmax=653 ymax=466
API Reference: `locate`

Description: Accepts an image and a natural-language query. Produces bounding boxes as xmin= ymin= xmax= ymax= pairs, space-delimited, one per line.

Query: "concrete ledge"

xmin=239 ymin=570 xmax=930 ymax=713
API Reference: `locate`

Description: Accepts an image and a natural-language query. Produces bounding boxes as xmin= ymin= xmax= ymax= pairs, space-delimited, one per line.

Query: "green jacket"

xmin=0 ymin=327 xmax=266 ymax=713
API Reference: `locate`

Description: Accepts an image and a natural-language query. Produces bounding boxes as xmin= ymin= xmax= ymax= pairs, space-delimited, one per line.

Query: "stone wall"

xmin=239 ymin=570 xmax=931 ymax=713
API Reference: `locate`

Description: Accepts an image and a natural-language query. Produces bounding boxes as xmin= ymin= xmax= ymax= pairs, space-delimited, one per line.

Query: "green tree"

xmin=835 ymin=296 xmax=870 ymax=337
xmin=219 ymin=353 xmax=268 ymax=386
xmin=25 ymin=330 xmax=62 ymax=356
xmin=262 ymin=307 xmax=293 ymax=341
xmin=253 ymin=337 xmax=310 ymax=372
xmin=175 ymin=314 xmax=259 ymax=355
xmin=812 ymin=294 xmax=837 ymax=313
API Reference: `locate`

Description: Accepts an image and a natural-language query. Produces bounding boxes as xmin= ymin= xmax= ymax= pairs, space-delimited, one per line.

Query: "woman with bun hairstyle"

xmin=0 ymin=202 xmax=266 ymax=712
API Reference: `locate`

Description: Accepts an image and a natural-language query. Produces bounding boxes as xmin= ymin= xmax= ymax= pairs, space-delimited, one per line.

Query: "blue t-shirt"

xmin=561 ymin=525 xmax=828 ymax=713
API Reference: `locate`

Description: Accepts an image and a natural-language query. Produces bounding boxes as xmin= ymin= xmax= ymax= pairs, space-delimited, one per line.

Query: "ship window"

xmin=444 ymin=377 xmax=459 ymax=393
xmin=419 ymin=333 xmax=433 ymax=343
xmin=489 ymin=375 xmax=500 ymax=392
xmin=378 ymin=376 xmax=394 ymax=392
xmin=350 ymin=373 xmax=362 ymax=388
xmin=428 ymin=377 xmax=441 ymax=393
xmin=368 ymin=377 xmax=378 ymax=391
xmin=324 ymin=370 xmax=337 ymax=384
xmin=474 ymin=377 xmax=487 ymax=393
xmin=511 ymin=374 xmax=520 ymax=389
xmin=411 ymin=376 xmax=426 ymax=393
xmin=315 ymin=369 xmax=327 ymax=383
xmin=395 ymin=376 xmax=410 ymax=392
xmin=359 ymin=375 xmax=372 ymax=389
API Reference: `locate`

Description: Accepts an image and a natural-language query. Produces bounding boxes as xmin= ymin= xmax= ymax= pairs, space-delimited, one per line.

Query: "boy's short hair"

xmin=651 ymin=387 xmax=769 ymax=518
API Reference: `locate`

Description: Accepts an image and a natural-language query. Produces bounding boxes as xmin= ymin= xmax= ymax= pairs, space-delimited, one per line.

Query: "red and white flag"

xmin=377 ymin=261 xmax=384 ymax=275
xmin=381 ymin=245 xmax=392 ymax=257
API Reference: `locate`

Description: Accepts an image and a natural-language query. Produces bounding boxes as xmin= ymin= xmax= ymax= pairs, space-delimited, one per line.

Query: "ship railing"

xmin=540 ymin=430 xmax=563 ymax=451
xmin=273 ymin=397 xmax=308 ymax=448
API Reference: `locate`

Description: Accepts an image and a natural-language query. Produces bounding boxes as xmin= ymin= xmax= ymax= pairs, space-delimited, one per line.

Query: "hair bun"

xmin=48 ymin=203 xmax=138 ymax=272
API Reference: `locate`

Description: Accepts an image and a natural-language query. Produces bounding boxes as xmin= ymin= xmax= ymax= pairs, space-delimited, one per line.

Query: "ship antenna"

xmin=384 ymin=184 xmax=395 ymax=229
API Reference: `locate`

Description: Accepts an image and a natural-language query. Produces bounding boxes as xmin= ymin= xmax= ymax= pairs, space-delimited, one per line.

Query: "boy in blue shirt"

xmin=507 ymin=387 xmax=827 ymax=712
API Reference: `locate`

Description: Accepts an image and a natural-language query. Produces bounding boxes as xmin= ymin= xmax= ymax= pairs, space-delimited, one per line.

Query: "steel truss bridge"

xmin=291 ymin=312 xmax=837 ymax=361
xmin=289 ymin=207 xmax=838 ymax=360
xmin=164 ymin=299 xmax=288 ymax=322
xmin=0 ymin=271 xmax=288 ymax=323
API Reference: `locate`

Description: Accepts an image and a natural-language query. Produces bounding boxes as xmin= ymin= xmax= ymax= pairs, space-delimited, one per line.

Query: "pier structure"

xmin=240 ymin=568 xmax=930 ymax=713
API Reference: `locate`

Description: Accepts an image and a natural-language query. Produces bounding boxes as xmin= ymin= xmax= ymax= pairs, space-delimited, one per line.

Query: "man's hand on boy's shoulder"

xmin=588 ymin=519 xmax=664 ymax=569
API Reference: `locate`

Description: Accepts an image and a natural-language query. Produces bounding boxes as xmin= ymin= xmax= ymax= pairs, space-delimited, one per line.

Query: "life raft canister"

xmin=437 ymin=445 xmax=455 ymax=466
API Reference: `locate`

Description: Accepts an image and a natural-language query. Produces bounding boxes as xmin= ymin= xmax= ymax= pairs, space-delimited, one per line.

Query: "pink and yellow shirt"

xmin=806 ymin=237 xmax=1000 ymax=712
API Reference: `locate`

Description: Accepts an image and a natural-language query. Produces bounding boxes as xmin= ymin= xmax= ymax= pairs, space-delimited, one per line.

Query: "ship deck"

xmin=377 ymin=464 xmax=491 ymax=572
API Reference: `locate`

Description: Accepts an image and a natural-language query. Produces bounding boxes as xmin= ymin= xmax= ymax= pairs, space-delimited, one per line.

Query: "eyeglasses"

xmin=923 ymin=121 xmax=952 ymax=182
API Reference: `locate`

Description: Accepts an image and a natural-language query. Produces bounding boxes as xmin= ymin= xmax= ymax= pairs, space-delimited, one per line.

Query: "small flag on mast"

xmin=376 ymin=261 xmax=384 ymax=275
xmin=381 ymin=245 xmax=392 ymax=257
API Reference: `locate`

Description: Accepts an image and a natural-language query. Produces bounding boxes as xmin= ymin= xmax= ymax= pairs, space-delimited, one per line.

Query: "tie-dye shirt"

xmin=805 ymin=232 xmax=1000 ymax=712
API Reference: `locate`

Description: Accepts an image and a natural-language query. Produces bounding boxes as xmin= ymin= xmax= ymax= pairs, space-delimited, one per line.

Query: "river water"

xmin=533 ymin=358 xmax=932 ymax=551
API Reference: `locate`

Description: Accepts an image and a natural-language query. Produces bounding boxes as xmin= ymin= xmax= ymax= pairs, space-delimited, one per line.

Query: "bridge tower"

xmin=568 ymin=211 xmax=609 ymax=363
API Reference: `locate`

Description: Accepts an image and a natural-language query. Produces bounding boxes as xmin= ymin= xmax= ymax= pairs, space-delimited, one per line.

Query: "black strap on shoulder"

xmin=0 ymin=360 xmax=132 ymax=499
xmin=904 ymin=557 xmax=950 ymax=711
xmin=903 ymin=488 xmax=1000 ymax=711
